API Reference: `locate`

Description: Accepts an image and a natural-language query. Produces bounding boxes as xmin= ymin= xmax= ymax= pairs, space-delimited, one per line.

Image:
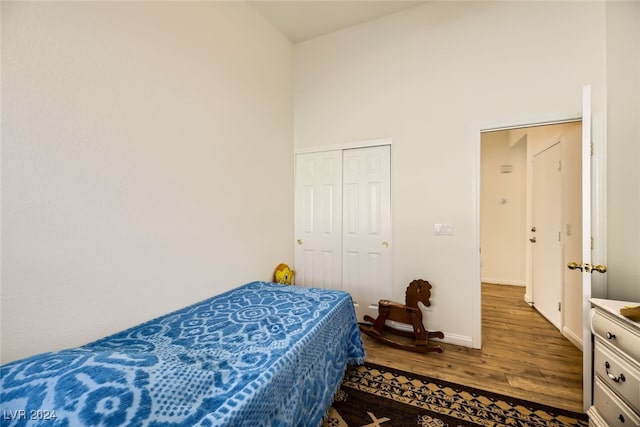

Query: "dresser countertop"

xmin=591 ymin=298 xmax=640 ymax=328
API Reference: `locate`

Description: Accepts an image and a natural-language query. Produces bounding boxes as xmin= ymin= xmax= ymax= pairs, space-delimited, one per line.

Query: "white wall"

xmin=1 ymin=2 xmax=293 ymax=363
xmin=606 ymin=1 xmax=640 ymax=302
xmin=294 ymin=1 xmax=606 ymax=347
xmin=480 ymin=131 xmax=526 ymax=286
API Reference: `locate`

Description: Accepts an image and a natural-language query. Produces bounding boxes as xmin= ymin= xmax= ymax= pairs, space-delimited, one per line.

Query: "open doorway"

xmin=480 ymin=121 xmax=583 ymax=347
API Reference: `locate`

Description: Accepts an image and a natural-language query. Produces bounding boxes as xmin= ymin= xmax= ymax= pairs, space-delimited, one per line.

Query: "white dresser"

xmin=589 ymin=299 xmax=640 ymax=427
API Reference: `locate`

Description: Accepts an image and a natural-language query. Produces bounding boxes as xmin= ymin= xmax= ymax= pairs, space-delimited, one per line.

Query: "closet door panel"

xmin=342 ymin=145 xmax=392 ymax=322
xmin=294 ymin=151 xmax=343 ymax=289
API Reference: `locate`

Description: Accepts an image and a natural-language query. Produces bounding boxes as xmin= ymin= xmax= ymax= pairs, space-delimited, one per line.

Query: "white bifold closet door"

xmin=294 ymin=150 xmax=343 ymax=290
xmin=294 ymin=145 xmax=391 ymax=322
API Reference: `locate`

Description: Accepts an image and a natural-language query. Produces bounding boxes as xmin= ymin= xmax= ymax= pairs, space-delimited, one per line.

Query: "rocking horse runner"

xmin=359 ymin=279 xmax=444 ymax=353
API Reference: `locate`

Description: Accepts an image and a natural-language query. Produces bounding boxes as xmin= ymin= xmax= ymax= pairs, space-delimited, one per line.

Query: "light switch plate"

xmin=434 ymin=223 xmax=454 ymax=235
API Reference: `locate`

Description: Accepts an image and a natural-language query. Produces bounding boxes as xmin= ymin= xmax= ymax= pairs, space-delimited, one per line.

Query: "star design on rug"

xmin=361 ymin=411 xmax=390 ymax=427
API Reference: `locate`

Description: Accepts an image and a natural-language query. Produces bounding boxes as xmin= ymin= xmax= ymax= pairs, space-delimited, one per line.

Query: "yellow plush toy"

xmin=273 ymin=263 xmax=295 ymax=285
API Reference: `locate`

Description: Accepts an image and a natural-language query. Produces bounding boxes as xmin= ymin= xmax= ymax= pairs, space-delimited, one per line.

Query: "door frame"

xmin=294 ymin=137 xmax=392 ymax=155
xmin=293 ymin=137 xmax=393 ymax=299
xmin=472 ymin=112 xmax=606 ymax=349
xmin=473 ymin=116 xmax=581 ymax=349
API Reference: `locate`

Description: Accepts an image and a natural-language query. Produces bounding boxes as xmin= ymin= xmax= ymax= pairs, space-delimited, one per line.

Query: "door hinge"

xmin=558 ymin=160 xmax=562 ymax=171
xmin=558 ymin=302 xmax=562 ymax=312
xmin=591 ymin=143 xmax=594 ymax=156
xmin=558 ymin=231 xmax=561 ymax=242
xmin=591 ymin=237 xmax=595 ymax=250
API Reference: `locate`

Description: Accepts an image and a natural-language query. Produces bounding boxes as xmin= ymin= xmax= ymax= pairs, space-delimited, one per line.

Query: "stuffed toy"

xmin=621 ymin=305 xmax=640 ymax=322
xmin=273 ymin=263 xmax=295 ymax=285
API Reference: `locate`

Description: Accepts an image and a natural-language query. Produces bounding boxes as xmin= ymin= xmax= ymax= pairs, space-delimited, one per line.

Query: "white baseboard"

xmin=432 ymin=332 xmax=473 ymax=348
xmin=481 ymin=277 xmax=525 ymax=287
xmin=563 ymin=326 xmax=583 ymax=351
xmin=383 ymin=320 xmax=473 ymax=348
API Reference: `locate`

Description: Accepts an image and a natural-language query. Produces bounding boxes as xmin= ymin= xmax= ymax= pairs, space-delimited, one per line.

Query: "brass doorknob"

xmin=567 ymin=262 xmax=583 ymax=271
xmin=297 ymin=239 xmax=303 ymax=245
xmin=567 ymin=262 xmax=607 ymax=274
xmin=529 ymin=237 xmax=536 ymax=243
xmin=592 ymin=264 xmax=607 ymax=274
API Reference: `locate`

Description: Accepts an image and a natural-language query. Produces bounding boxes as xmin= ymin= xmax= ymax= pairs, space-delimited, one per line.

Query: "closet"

xmin=294 ymin=144 xmax=391 ymax=322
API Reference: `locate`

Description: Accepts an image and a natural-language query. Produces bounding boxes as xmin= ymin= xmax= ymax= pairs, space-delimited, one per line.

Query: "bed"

xmin=0 ymin=281 xmax=365 ymax=426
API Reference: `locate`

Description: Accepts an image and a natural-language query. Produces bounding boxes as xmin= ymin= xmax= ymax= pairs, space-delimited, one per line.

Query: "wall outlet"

xmin=434 ymin=223 xmax=454 ymax=235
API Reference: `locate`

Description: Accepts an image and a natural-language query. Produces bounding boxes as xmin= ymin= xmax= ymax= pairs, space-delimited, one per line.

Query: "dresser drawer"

xmin=594 ymin=338 xmax=640 ymax=413
xmin=588 ymin=405 xmax=615 ymax=427
xmin=593 ymin=377 xmax=640 ymax=427
xmin=592 ymin=309 xmax=640 ymax=363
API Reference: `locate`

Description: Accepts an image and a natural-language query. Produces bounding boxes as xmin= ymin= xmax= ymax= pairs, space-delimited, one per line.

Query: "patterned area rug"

xmin=324 ymin=363 xmax=589 ymax=427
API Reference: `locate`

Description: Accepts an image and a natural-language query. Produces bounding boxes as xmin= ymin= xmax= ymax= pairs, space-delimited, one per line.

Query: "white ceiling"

xmin=247 ymin=1 xmax=427 ymax=43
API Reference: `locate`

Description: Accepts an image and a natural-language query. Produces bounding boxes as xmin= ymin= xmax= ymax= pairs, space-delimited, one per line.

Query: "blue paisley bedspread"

xmin=0 ymin=282 xmax=365 ymax=426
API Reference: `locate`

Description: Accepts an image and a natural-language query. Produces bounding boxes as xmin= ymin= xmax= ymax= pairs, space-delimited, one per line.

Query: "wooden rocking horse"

xmin=359 ymin=279 xmax=444 ymax=353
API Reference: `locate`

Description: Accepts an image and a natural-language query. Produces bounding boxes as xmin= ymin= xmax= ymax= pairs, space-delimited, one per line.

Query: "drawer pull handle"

xmin=618 ymin=414 xmax=625 ymax=423
xmin=605 ymin=362 xmax=626 ymax=383
xmin=606 ymin=331 xmax=616 ymax=340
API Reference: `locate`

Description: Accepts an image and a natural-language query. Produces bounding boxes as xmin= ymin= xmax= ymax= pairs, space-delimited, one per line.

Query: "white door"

xmin=580 ymin=85 xmax=594 ymax=412
xmin=531 ymin=142 xmax=563 ymax=330
xmin=566 ymin=85 xmax=607 ymax=412
xmin=560 ymin=122 xmax=584 ymax=347
xmin=342 ymin=146 xmax=392 ymax=321
xmin=575 ymin=85 xmax=604 ymax=412
xmin=294 ymin=150 xmax=343 ymax=289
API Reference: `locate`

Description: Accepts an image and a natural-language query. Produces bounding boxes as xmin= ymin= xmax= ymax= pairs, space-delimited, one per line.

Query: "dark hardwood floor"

xmin=361 ymin=283 xmax=584 ymax=413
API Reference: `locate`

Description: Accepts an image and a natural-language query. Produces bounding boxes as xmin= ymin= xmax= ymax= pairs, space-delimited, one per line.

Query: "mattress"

xmin=0 ymin=281 xmax=365 ymax=426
